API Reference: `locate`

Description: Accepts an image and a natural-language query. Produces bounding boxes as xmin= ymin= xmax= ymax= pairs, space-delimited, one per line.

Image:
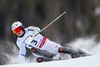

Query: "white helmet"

xmin=11 ymin=21 xmax=22 ymax=30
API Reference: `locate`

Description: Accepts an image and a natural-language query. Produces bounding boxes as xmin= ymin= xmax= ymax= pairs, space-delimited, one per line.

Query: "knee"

xmin=58 ymin=47 xmax=64 ymax=53
xmin=31 ymin=47 xmax=37 ymax=53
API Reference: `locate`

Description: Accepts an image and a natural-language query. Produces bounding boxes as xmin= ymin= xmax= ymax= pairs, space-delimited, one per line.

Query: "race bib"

xmin=24 ymin=35 xmax=37 ymax=49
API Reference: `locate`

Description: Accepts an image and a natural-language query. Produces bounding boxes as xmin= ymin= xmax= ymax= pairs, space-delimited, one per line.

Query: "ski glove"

xmin=18 ymin=55 xmax=28 ymax=63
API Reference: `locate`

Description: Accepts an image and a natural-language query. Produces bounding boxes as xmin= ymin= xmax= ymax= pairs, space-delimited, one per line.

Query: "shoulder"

xmin=25 ymin=26 xmax=40 ymax=31
xmin=28 ymin=26 xmax=35 ymax=28
xmin=25 ymin=26 xmax=34 ymax=31
xmin=28 ymin=26 xmax=40 ymax=29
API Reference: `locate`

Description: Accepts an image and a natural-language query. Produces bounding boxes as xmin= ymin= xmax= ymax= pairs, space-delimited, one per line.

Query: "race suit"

xmin=16 ymin=26 xmax=62 ymax=62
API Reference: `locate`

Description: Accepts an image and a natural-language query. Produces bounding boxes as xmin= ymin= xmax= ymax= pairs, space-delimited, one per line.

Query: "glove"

xmin=24 ymin=35 xmax=34 ymax=45
xmin=17 ymin=55 xmax=28 ymax=63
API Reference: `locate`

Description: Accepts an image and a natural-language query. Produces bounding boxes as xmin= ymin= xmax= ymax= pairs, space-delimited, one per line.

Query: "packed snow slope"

xmin=1 ymin=36 xmax=100 ymax=66
xmin=0 ymin=54 xmax=100 ymax=67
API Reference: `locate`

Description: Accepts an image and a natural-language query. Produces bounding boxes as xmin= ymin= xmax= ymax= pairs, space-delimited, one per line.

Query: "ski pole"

xmin=24 ymin=11 xmax=67 ymax=44
xmin=35 ymin=11 xmax=67 ymax=36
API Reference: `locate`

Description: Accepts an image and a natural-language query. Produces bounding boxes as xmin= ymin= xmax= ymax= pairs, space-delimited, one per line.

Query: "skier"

xmin=11 ymin=21 xmax=87 ymax=63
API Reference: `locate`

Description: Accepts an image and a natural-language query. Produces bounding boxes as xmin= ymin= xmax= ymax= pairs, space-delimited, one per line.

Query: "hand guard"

xmin=24 ymin=35 xmax=34 ymax=45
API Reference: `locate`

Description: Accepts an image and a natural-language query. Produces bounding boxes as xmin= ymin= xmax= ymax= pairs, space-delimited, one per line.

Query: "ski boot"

xmin=71 ymin=49 xmax=91 ymax=58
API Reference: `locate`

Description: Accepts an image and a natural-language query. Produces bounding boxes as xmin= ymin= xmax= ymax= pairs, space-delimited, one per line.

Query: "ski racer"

xmin=11 ymin=21 xmax=87 ymax=63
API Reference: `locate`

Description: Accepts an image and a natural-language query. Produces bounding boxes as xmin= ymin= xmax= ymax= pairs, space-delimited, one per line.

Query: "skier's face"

xmin=16 ymin=30 xmax=24 ymax=37
xmin=13 ymin=26 xmax=24 ymax=36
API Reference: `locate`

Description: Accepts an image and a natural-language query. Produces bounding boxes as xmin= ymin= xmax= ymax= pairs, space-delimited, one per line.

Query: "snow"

xmin=0 ymin=54 xmax=100 ymax=67
xmin=1 ymin=36 xmax=100 ymax=67
xmin=67 ymin=36 xmax=100 ymax=54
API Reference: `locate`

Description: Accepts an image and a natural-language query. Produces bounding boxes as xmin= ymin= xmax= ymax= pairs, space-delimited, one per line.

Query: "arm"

xmin=17 ymin=41 xmax=27 ymax=63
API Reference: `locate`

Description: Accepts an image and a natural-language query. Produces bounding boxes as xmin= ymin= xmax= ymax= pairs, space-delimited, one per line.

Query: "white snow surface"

xmin=0 ymin=54 xmax=100 ymax=67
xmin=1 ymin=36 xmax=100 ymax=67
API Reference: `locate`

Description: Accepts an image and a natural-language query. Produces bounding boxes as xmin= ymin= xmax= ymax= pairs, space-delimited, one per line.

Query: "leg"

xmin=58 ymin=47 xmax=88 ymax=58
xmin=31 ymin=47 xmax=54 ymax=58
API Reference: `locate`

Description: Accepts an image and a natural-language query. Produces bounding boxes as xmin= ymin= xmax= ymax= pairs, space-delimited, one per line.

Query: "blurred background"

xmin=0 ymin=0 xmax=100 ymax=65
xmin=0 ymin=0 xmax=100 ymax=44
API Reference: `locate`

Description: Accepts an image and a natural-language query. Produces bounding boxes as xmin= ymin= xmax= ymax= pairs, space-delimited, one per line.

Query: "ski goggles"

xmin=13 ymin=26 xmax=22 ymax=34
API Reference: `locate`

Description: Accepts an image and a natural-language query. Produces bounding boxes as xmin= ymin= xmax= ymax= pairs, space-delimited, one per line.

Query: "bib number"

xmin=31 ymin=40 xmax=37 ymax=45
xmin=24 ymin=35 xmax=37 ymax=47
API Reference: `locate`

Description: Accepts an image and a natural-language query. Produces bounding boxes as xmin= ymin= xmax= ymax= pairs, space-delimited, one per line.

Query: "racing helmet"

xmin=11 ymin=21 xmax=24 ymax=34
